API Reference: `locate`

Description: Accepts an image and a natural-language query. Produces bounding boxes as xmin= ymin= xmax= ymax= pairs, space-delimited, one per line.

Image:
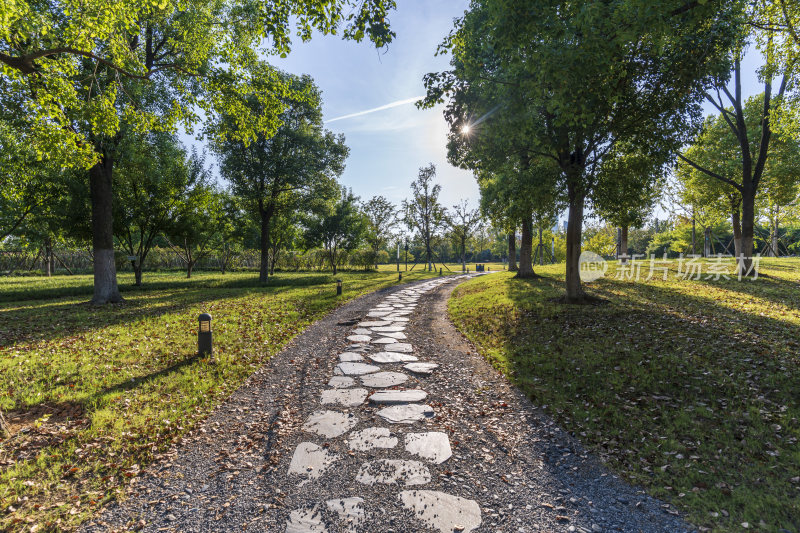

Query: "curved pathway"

xmin=84 ymin=275 xmax=692 ymax=532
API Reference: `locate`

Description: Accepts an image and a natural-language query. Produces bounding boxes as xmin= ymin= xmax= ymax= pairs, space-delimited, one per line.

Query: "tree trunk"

xmin=44 ymin=235 xmax=53 ymax=276
xmin=187 ymin=261 xmax=193 ymax=278
xmin=89 ymin=155 xmax=123 ymax=304
xmin=538 ymin=226 xmax=544 ymax=266
xmin=619 ymin=225 xmax=628 ymax=263
xmin=704 ymin=226 xmax=712 ymax=257
xmin=333 ymin=261 xmax=337 ymax=275
xmin=771 ymin=209 xmax=780 ymax=257
xmin=516 ymin=215 xmax=535 ymax=278
xmin=564 ymin=181 xmax=585 ymax=302
xmin=259 ymin=206 xmax=272 ymax=283
xmin=740 ymin=189 xmax=756 ymax=275
xmin=133 ymin=262 xmax=143 ymax=286
xmin=508 ymin=232 xmax=517 ymax=271
xmin=731 ymin=208 xmax=743 ymax=261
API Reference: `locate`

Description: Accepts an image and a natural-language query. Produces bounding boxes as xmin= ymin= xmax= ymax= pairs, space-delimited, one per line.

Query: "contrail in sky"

xmin=325 ymin=96 xmax=425 ymax=123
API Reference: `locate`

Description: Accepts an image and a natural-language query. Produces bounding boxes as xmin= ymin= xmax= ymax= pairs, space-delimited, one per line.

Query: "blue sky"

xmin=267 ymin=0 xmax=475 ymax=210
xmin=186 ymin=2 xmax=766 ymax=220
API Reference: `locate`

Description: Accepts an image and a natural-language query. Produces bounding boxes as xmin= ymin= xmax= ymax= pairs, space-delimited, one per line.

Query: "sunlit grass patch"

xmin=448 ymin=258 xmax=800 ymax=532
xmin=0 ymin=269 xmax=442 ymax=530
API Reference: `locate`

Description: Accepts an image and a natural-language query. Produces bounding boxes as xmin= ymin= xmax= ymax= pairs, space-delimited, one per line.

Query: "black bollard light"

xmin=398 ymin=272 xmax=402 ymax=281
xmin=198 ymin=313 xmax=212 ymax=356
xmin=336 ymin=279 xmax=342 ymax=296
xmin=439 ymin=267 xmax=442 ymax=276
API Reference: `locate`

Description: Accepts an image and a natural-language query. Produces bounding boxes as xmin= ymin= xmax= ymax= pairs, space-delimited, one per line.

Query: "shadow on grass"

xmin=0 ymin=271 xmax=395 ymax=347
xmin=479 ymin=273 xmax=800 ymax=530
xmin=0 ymin=271 xmax=355 ymax=304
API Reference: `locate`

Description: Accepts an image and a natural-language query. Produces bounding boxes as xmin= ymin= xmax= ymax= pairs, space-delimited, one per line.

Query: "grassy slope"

xmin=0 ymin=269 xmax=443 ymax=530
xmin=448 ymin=259 xmax=800 ymax=533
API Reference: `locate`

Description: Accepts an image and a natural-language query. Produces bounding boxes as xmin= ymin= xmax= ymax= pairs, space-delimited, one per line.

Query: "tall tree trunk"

xmin=564 ymin=179 xmax=585 ymax=302
xmin=507 ymin=232 xmax=517 ymax=271
xmin=259 ymin=205 xmax=273 ymax=283
xmin=619 ymin=225 xmax=629 ymax=263
xmin=187 ymin=261 xmax=193 ymax=278
xmin=133 ymin=262 xmax=143 ymax=286
xmin=89 ymin=155 xmax=123 ymax=304
xmin=731 ymin=208 xmax=743 ymax=262
xmin=740 ymin=189 xmax=756 ymax=275
xmin=516 ymin=215 xmax=535 ymax=278
xmin=44 ymin=235 xmax=52 ymax=276
xmin=704 ymin=226 xmax=712 ymax=257
xmin=538 ymin=226 xmax=544 ymax=266
xmin=771 ymin=208 xmax=780 ymax=257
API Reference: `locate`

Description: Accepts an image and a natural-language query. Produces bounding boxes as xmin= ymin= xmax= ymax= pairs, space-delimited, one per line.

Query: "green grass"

xmin=0 ymin=269 xmax=445 ymax=531
xmin=448 ymin=258 xmax=800 ymax=533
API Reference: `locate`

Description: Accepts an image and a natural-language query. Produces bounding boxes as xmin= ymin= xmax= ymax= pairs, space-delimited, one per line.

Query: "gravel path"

xmin=82 ymin=275 xmax=693 ymax=533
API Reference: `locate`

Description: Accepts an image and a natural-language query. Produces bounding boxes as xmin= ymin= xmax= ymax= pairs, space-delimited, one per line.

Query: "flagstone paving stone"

xmin=368 ymin=351 xmax=418 ymax=363
xmin=370 ymin=337 xmax=398 ymax=344
xmin=376 ymin=403 xmax=435 ymax=424
xmin=288 ymin=442 xmax=339 ymax=483
xmin=369 ymin=389 xmax=428 ymax=404
xmin=320 ymin=388 xmax=368 ymax=407
xmin=338 ymin=352 xmax=364 ymax=362
xmin=328 ymin=376 xmax=355 ymax=388
xmin=347 ymin=427 xmax=398 ymax=451
xmin=399 ymin=490 xmax=482 ymax=533
xmin=383 ymin=342 xmax=413 ymax=353
xmin=371 ymin=325 xmax=406 ymax=332
xmin=403 ymin=362 xmax=439 ymax=375
xmin=302 ymin=410 xmax=358 ymax=438
xmin=335 ymin=362 xmax=380 ymax=375
xmin=359 ymin=371 xmax=409 ymax=388
xmin=405 ymin=432 xmax=452 ymax=464
xmin=356 ymin=459 xmax=431 ymax=486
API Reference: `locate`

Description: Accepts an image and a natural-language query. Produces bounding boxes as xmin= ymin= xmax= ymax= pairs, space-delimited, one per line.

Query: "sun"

xmin=461 ymin=124 xmax=471 ymax=134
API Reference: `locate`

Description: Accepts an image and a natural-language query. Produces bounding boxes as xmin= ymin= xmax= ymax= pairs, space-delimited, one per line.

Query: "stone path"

xmin=83 ymin=275 xmax=693 ymax=533
xmin=284 ymin=278 xmax=481 ymax=532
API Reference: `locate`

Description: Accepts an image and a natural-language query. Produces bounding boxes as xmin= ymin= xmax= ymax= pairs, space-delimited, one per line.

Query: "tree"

xmin=678 ymin=94 xmax=800 ymax=260
xmin=362 ymin=196 xmax=398 ymax=269
xmin=168 ymin=184 xmax=225 ymax=278
xmin=113 ymin=133 xmax=200 ymax=285
xmin=449 ymin=200 xmax=480 ymax=272
xmin=423 ymin=0 xmax=740 ymax=301
xmin=592 ymin=144 xmax=665 ymax=262
xmin=213 ymin=73 xmax=347 ymax=283
xmin=0 ymin=120 xmax=55 ymax=242
xmin=679 ymin=26 xmax=798 ymax=274
xmin=478 ymin=159 xmax=563 ymax=278
xmin=1 ymin=0 xmax=395 ymax=303
xmin=305 ymin=188 xmax=366 ymax=275
xmin=759 ymin=133 xmax=800 ymax=255
xmin=402 ymin=164 xmax=448 ymax=271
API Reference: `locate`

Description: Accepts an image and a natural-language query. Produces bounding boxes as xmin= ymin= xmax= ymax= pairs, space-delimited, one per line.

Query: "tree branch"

xmin=677 ymin=153 xmax=743 ymax=191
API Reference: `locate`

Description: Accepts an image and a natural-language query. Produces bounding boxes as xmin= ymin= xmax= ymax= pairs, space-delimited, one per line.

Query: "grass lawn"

xmin=0 ymin=268 xmax=444 ymax=531
xmin=449 ymin=258 xmax=800 ymax=533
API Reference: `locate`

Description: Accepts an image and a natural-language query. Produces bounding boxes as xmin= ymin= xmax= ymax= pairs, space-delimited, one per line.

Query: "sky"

xmin=185 ymin=1 xmax=767 ymax=222
xmin=184 ymin=0 xmax=476 ymax=210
